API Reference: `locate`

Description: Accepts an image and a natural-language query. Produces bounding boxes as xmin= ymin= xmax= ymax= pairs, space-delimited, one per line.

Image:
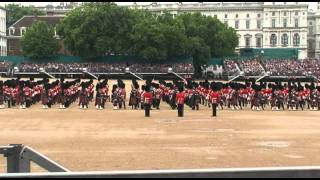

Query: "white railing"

xmin=2 ymin=166 xmax=320 ymax=178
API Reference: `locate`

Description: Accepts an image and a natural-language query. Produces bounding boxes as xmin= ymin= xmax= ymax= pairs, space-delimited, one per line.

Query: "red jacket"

xmin=176 ymin=92 xmax=185 ymax=105
xmin=210 ymin=91 xmax=220 ymax=104
xmin=143 ymin=92 xmax=153 ymax=104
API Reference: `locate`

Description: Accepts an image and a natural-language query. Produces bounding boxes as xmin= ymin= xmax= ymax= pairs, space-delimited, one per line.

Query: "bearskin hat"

xmin=145 ymin=85 xmax=150 ymax=92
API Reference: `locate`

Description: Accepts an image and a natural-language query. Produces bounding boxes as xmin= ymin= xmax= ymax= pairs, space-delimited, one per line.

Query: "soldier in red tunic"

xmin=176 ymin=85 xmax=185 ymax=117
xmin=41 ymin=83 xmax=50 ymax=109
xmin=79 ymin=83 xmax=89 ymax=109
xmin=209 ymin=82 xmax=221 ymax=117
xmin=0 ymin=81 xmax=4 ymax=109
xmin=23 ymin=81 xmax=33 ymax=109
xmin=142 ymin=85 xmax=152 ymax=117
xmin=154 ymin=83 xmax=162 ymax=110
xmin=4 ymin=83 xmax=12 ymax=108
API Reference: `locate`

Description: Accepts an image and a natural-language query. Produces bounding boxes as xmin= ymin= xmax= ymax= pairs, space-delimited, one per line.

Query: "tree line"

xmin=18 ymin=2 xmax=239 ymax=74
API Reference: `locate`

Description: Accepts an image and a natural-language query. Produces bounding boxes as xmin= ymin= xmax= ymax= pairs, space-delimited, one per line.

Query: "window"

xmin=272 ymin=12 xmax=275 ymax=16
xmin=257 ymin=20 xmax=261 ymax=29
xmin=245 ymin=37 xmax=251 ymax=47
xmin=9 ymin=28 xmax=15 ymax=36
xmin=272 ymin=19 xmax=276 ymax=28
xmin=281 ymin=34 xmax=288 ymax=46
xmin=21 ymin=28 xmax=26 ymax=36
xmin=256 ymin=37 xmax=262 ymax=47
xmin=270 ymin=34 xmax=277 ymax=46
xmin=257 ymin=13 xmax=261 ymax=18
xmin=247 ymin=14 xmax=249 ymax=18
xmin=246 ymin=20 xmax=250 ymax=29
xmin=225 ymin=14 xmax=228 ymax=18
xmin=309 ymin=27 xmax=313 ymax=34
xmin=293 ymin=33 xmax=300 ymax=46
xmin=309 ymin=41 xmax=313 ymax=49
xmin=283 ymin=12 xmax=287 ymax=16
xmin=9 ymin=43 xmax=14 ymax=51
xmin=283 ymin=18 xmax=287 ymax=28
xmin=295 ymin=11 xmax=298 ymax=16
xmin=235 ymin=20 xmax=239 ymax=29
xmin=310 ymin=21 xmax=313 ymax=26
xmin=295 ymin=19 xmax=299 ymax=28
xmin=235 ymin=14 xmax=238 ymax=18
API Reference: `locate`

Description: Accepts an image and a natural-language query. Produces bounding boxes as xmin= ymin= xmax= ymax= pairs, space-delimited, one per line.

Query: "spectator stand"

xmin=1 ymin=55 xmax=195 ymax=80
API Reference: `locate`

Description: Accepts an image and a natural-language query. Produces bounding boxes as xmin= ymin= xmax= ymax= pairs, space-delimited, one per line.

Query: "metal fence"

xmin=1 ymin=167 xmax=320 ymax=178
xmin=1 ymin=144 xmax=320 ymax=178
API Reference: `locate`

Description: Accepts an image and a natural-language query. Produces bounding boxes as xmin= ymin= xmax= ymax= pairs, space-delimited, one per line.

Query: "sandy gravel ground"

xmin=0 ymin=80 xmax=320 ymax=172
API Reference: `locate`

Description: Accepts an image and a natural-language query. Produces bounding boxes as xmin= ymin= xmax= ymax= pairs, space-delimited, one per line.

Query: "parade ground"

xmin=0 ymin=80 xmax=320 ymax=172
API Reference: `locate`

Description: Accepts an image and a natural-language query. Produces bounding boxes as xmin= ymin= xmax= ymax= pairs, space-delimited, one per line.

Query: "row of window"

xmin=244 ymin=37 xmax=263 ymax=48
xmin=271 ymin=11 xmax=299 ymax=16
xmin=222 ymin=11 xmax=300 ymax=19
xmin=234 ymin=20 xmax=261 ymax=29
xmin=271 ymin=19 xmax=299 ymax=28
xmin=243 ymin=33 xmax=300 ymax=48
xmin=224 ymin=13 xmax=261 ymax=19
xmin=231 ymin=19 xmax=299 ymax=30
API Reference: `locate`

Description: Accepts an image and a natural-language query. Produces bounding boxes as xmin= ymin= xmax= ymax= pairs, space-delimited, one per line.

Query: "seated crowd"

xmin=299 ymin=58 xmax=320 ymax=79
xmin=223 ymin=60 xmax=239 ymax=76
xmin=17 ymin=62 xmax=194 ymax=74
xmin=238 ymin=59 xmax=265 ymax=76
xmin=263 ymin=59 xmax=305 ymax=76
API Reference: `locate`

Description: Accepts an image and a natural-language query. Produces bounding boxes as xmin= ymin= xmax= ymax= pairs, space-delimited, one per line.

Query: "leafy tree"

xmin=57 ymin=2 xmax=136 ymax=58
xmin=57 ymin=3 xmax=239 ymax=74
xmin=21 ymin=21 xmax=60 ymax=59
xmin=5 ymin=4 xmax=45 ymax=27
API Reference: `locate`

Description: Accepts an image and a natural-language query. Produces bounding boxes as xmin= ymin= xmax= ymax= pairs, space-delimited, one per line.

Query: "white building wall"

xmin=0 ymin=8 xmax=7 ymax=56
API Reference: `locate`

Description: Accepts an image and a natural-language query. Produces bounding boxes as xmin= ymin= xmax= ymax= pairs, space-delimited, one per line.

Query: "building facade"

xmin=308 ymin=2 xmax=320 ymax=59
xmin=6 ymin=15 xmax=68 ymax=56
xmin=0 ymin=7 xmax=7 ymax=56
xmin=127 ymin=2 xmax=310 ymax=59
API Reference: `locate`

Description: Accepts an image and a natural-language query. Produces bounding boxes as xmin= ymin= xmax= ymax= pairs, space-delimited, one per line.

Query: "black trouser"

xmin=7 ymin=98 xmax=11 ymax=108
xmin=212 ymin=103 xmax=217 ymax=117
xmin=277 ymin=102 xmax=285 ymax=110
xmin=178 ymin=104 xmax=184 ymax=117
xmin=145 ymin=104 xmax=151 ymax=117
xmin=48 ymin=99 xmax=52 ymax=108
xmin=25 ymin=99 xmax=31 ymax=108
xmin=155 ymin=99 xmax=160 ymax=109
xmin=192 ymin=103 xmax=199 ymax=110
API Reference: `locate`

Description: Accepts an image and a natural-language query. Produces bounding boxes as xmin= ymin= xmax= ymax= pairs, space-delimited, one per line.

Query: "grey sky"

xmin=0 ymin=2 xmax=318 ymax=12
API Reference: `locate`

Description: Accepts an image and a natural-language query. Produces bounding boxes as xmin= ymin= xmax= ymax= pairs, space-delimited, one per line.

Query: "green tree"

xmin=57 ymin=3 xmax=239 ymax=74
xmin=57 ymin=2 xmax=136 ymax=58
xmin=5 ymin=4 xmax=45 ymax=27
xmin=176 ymin=12 xmax=239 ymax=74
xmin=21 ymin=21 xmax=60 ymax=59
